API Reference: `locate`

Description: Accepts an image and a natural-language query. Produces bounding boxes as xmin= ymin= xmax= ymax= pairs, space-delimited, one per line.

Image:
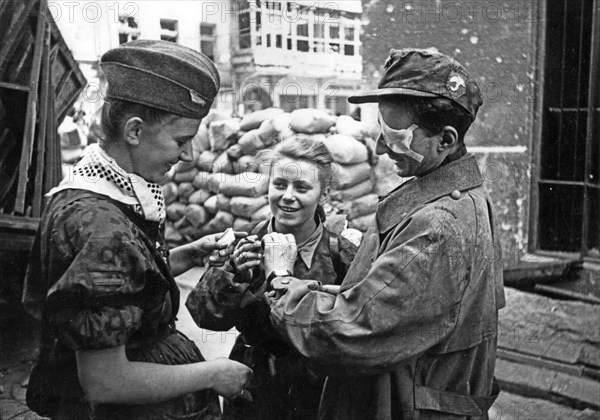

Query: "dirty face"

xmin=377 ymin=99 xmax=447 ymax=178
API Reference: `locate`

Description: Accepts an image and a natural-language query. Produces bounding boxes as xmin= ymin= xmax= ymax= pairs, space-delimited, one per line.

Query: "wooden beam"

xmin=0 ymin=0 xmax=37 ymax=71
xmin=32 ymin=21 xmax=51 ymax=217
xmin=14 ymin=0 xmax=47 ymax=214
xmin=0 ymin=81 xmax=29 ymax=91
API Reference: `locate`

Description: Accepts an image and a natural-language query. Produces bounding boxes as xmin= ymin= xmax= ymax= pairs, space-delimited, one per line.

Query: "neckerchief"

xmin=47 ymin=144 xmax=166 ymax=223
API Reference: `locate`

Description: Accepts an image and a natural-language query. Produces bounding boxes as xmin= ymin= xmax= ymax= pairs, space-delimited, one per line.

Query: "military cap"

xmin=349 ymin=48 xmax=483 ymax=120
xmin=100 ymin=40 xmax=220 ymax=119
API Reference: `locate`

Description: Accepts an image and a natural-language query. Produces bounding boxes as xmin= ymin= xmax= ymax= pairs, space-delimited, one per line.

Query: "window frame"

xmin=529 ymin=0 xmax=600 ymax=261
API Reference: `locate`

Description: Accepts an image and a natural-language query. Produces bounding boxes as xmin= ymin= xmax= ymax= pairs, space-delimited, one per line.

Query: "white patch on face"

xmin=378 ymin=111 xmax=425 ymax=163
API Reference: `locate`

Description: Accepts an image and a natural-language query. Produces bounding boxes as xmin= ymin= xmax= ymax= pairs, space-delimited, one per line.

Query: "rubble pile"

xmin=162 ymin=108 xmax=379 ymax=246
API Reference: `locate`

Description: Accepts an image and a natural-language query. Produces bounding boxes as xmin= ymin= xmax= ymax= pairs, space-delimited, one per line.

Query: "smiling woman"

xmin=186 ymin=136 xmax=358 ymax=420
xmin=23 ymin=40 xmax=253 ymax=420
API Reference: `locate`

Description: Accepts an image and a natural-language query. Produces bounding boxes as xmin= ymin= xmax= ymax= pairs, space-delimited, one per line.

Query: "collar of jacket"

xmin=377 ymin=153 xmax=483 ymax=233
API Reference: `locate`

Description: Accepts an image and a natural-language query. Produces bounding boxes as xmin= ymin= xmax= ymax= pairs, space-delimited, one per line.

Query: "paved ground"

xmin=2 ymin=267 xmax=597 ymax=419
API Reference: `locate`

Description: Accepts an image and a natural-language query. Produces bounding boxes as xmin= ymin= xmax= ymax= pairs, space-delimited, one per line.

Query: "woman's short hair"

xmin=100 ymin=99 xmax=174 ymax=142
xmin=257 ymin=135 xmax=334 ymax=190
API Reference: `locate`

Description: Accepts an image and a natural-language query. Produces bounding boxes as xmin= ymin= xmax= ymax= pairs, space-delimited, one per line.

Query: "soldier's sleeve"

xmin=269 ymin=206 xmax=468 ymax=376
xmin=185 ymin=263 xmax=267 ymax=331
xmin=44 ymin=202 xmax=150 ymax=350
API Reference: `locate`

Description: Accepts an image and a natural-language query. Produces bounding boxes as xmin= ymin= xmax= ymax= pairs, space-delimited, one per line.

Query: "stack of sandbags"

xmin=325 ymin=115 xmax=378 ymax=232
xmin=162 ymin=109 xmax=288 ymax=246
xmin=162 ymin=108 xmax=380 ymax=246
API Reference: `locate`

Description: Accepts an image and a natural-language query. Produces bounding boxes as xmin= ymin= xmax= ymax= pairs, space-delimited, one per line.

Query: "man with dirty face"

xmin=264 ymin=48 xmax=505 ymax=420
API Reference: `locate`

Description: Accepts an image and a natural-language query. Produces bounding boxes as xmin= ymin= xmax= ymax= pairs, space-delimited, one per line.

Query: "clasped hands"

xmin=231 ymin=232 xmax=297 ymax=283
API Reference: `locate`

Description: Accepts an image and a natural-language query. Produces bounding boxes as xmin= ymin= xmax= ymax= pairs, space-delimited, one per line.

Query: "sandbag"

xmin=197 ymin=150 xmax=219 ymax=172
xmin=166 ymin=202 xmax=187 ymax=221
xmin=198 ymin=210 xmax=234 ymax=235
xmin=233 ymin=217 xmax=251 ymax=230
xmin=174 ymin=167 xmax=199 ymax=183
xmin=216 ymin=193 xmax=232 ymax=212
xmin=188 ymin=189 xmax=212 ymax=205
xmin=177 ymin=182 xmax=195 ymax=200
xmin=213 ymin=150 xmax=235 ymax=174
xmin=203 ymin=110 xmax=231 ymax=128
xmin=209 ymin=119 xmax=240 ymax=152
xmin=251 ymin=204 xmax=272 ymax=221
xmin=162 ymin=182 xmax=178 ymax=205
xmin=238 ymin=129 xmax=266 ymax=156
xmin=335 ymin=115 xmax=364 ymax=140
xmin=256 ymin=118 xmax=279 ymax=146
xmin=230 ymin=195 xmax=269 ymax=218
xmin=165 ymin=224 xmax=183 ymax=243
xmin=323 ymin=213 xmax=348 ymax=236
xmin=226 ymin=144 xmax=244 ymax=161
xmin=333 ymin=162 xmax=371 ymax=189
xmin=192 ymin=171 xmax=211 ymax=189
xmin=289 ymin=109 xmax=336 ymax=134
xmin=330 ymin=178 xmax=374 ymax=201
xmin=174 ymin=217 xmax=190 ymax=230
xmin=203 ymin=195 xmax=218 ymax=214
xmin=184 ymin=204 xmax=208 ymax=228
xmin=361 ymin=119 xmax=381 ymax=140
xmin=349 ymin=213 xmax=375 ymax=232
xmin=192 ymin=123 xmax=210 ymax=153
xmin=325 ymin=134 xmax=368 ymax=165
xmin=296 ymin=133 xmax=327 ymax=143
xmin=219 ymin=172 xmax=269 ymax=197
xmin=234 ymin=155 xmax=259 ymax=174
xmin=336 ymin=193 xmax=379 ymax=219
xmin=240 ymin=108 xmax=285 ymax=131
xmin=272 ymin=112 xmax=292 ymax=135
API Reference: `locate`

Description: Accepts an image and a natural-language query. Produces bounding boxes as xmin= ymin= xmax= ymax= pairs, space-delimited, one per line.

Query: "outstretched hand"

xmin=190 ymin=229 xmax=248 ymax=267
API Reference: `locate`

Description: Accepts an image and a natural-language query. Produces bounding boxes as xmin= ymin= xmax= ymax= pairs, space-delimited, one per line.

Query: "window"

xmin=325 ymin=95 xmax=349 ymax=116
xmin=533 ymin=0 xmax=599 ymax=258
xmin=238 ymin=1 xmax=252 ymax=49
xmin=296 ymin=20 xmax=309 ymax=51
xmin=200 ymin=24 xmax=215 ymax=61
xmin=279 ymin=94 xmax=316 ymax=112
xmin=118 ymin=15 xmax=139 ymax=44
xmin=160 ymin=19 xmax=178 ymax=43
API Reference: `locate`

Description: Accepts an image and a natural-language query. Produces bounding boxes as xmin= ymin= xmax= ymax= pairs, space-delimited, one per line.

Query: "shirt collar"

xmin=267 ymin=217 xmax=324 ymax=269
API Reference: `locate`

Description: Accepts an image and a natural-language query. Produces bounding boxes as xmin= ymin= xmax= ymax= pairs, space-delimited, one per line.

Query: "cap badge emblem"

xmin=448 ymin=74 xmax=465 ymax=92
xmin=190 ymin=90 xmax=206 ymax=106
xmin=446 ymin=72 xmax=467 ymax=98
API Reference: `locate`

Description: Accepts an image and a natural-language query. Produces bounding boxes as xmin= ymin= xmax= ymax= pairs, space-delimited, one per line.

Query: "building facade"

xmin=359 ymin=0 xmax=599 ymax=290
xmin=228 ymin=0 xmax=363 ymax=115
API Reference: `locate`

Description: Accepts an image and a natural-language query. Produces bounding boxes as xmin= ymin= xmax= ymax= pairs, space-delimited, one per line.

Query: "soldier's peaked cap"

xmin=349 ymin=48 xmax=483 ymax=120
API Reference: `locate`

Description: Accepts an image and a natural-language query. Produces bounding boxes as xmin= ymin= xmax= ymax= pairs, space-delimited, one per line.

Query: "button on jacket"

xmin=269 ymin=154 xmax=505 ymax=420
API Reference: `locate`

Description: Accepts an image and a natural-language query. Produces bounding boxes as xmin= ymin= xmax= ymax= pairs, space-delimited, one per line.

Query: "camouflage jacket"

xmin=268 ymin=154 xmax=506 ymax=420
xmin=23 ymin=189 xmax=220 ymax=419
